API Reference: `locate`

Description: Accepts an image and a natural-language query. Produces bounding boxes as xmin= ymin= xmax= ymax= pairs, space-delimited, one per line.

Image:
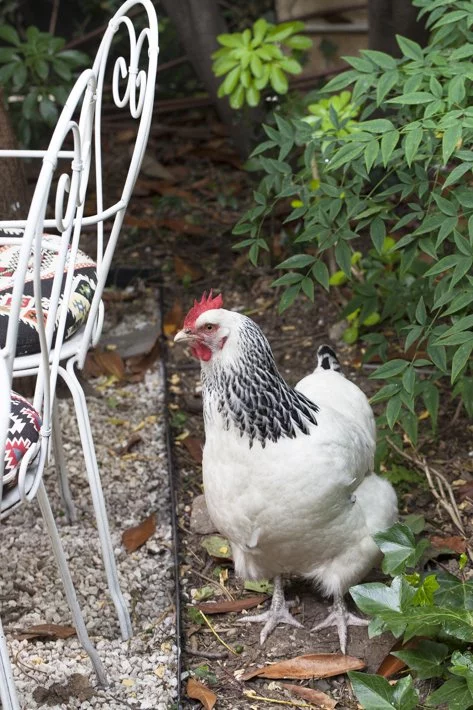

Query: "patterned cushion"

xmin=3 ymin=392 xmax=42 ymax=487
xmin=0 ymin=228 xmax=97 ymax=356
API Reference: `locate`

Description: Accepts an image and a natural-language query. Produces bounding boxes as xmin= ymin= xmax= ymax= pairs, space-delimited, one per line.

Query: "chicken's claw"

xmin=311 ymin=595 xmax=368 ymax=654
xmin=237 ymin=576 xmax=303 ymax=644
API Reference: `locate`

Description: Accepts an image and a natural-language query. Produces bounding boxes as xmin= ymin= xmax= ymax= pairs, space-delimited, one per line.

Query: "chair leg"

xmin=0 ymin=615 xmax=20 ymax=710
xmin=58 ymin=362 xmax=133 ymax=641
xmin=36 ymin=482 xmax=107 ymax=687
xmin=52 ymin=400 xmax=77 ymax=524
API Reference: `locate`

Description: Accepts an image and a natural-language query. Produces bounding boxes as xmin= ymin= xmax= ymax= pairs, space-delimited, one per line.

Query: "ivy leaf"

xmin=392 ymin=640 xmax=449 ymax=680
xmin=350 ymin=575 xmax=415 ymax=620
xmin=349 ymin=672 xmax=418 ymax=710
xmin=434 ymin=573 xmax=473 ymax=610
xmin=427 ymin=676 xmax=473 ymax=710
xmin=374 ymin=523 xmax=427 ymax=575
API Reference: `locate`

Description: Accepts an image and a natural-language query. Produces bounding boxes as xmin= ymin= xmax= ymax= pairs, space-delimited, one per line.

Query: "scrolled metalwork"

xmin=111 ymin=17 xmax=152 ymax=119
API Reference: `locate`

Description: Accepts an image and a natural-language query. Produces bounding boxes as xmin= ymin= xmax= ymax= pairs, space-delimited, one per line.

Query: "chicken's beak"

xmin=174 ymin=329 xmax=192 ymax=343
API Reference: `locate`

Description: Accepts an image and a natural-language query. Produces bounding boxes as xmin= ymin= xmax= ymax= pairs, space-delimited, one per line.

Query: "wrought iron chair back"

xmin=0 ymin=0 xmax=159 ymax=644
xmin=0 ymin=68 xmax=107 ymax=710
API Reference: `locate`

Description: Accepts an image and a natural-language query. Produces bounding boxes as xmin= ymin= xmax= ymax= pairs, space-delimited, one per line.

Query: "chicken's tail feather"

xmin=317 ymin=344 xmax=342 ymax=373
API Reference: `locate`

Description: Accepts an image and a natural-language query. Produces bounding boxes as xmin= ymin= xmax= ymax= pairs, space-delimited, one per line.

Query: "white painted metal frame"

xmin=0 ymin=68 xmax=109 ymax=710
xmin=0 ymin=0 xmax=159 ymax=644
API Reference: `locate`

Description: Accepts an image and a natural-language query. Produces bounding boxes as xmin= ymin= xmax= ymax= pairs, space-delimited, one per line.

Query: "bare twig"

xmin=48 ymin=0 xmax=60 ymax=35
xmin=386 ymin=438 xmax=466 ymax=536
xmin=63 ymin=6 xmax=141 ymax=49
xmin=190 ymin=568 xmax=234 ymax=601
xmin=451 ymin=398 xmax=464 ymax=425
xmin=186 ymin=647 xmax=228 ymax=659
xmin=283 ymin=3 xmax=367 ymax=22
xmin=199 ymin=611 xmax=239 ymax=655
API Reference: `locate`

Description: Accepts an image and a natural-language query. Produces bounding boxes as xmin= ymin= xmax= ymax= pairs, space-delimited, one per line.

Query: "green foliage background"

xmin=233 ymin=0 xmax=473 ymax=447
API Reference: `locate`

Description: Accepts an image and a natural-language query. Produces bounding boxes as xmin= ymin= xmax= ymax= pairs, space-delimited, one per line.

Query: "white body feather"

xmin=199 ymin=310 xmax=398 ymax=598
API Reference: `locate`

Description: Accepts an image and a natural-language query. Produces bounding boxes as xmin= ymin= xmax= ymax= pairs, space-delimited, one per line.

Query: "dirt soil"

xmin=106 ymin=107 xmax=473 ymax=709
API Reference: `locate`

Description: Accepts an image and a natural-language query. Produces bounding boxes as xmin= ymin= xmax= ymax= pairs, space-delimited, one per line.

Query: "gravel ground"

xmin=0 ymin=292 xmax=178 ymax=709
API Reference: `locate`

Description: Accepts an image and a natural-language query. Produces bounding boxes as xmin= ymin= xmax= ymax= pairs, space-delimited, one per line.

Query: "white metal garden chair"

xmin=0 ymin=0 xmax=159 ymax=643
xmin=0 ymin=68 xmax=109 ymax=709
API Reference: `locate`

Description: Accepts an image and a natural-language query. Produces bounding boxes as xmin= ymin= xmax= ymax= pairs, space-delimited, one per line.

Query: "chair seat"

xmin=0 ymin=228 xmax=97 ymax=356
xmin=3 ymin=392 xmax=42 ymax=487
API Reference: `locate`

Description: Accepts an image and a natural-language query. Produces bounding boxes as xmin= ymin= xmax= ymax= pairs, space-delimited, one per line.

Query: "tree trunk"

xmin=368 ymin=0 xmax=429 ymax=55
xmin=0 ymin=93 xmax=28 ymax=220
xmin=160 ymin=0 xmax=255 ymax=157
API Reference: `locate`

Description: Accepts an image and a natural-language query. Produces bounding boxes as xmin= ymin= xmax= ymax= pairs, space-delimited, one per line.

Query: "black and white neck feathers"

xmin=201 ymin=316 xmax=319 ymax=447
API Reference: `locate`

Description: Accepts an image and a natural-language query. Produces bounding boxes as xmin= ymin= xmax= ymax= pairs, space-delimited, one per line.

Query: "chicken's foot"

xmin=311 ymin=594 xmax=368 ymax=654
xmin=237 ymin=575 xmax=303 ymax=644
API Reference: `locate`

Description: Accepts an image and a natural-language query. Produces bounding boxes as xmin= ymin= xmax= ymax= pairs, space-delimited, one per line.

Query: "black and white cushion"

xmin=0 ymin=228 xmax=97 ymax=356
xmin=3 ymin=392 xmax=42 ymax=488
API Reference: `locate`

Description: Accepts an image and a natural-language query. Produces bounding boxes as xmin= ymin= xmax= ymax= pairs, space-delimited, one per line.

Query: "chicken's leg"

xmin=311 ymin=594 xmax=368 ymax=654
xmin=238 ymin=576 xmax=303 ymax=644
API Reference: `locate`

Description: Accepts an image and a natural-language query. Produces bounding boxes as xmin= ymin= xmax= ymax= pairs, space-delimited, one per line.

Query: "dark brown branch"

xmin=282 ymin=3 xmax=367 ymax=23
xmin=48 ymin=0 xmax=60 ymax=35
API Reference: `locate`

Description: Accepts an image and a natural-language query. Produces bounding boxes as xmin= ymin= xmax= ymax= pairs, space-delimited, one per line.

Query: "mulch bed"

xmin=106 ymin=106 xmax=473 ymax=708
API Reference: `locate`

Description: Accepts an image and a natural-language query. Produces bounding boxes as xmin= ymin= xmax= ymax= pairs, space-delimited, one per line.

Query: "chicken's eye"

xmin=205 ymin=324 xmax=214 ymax=331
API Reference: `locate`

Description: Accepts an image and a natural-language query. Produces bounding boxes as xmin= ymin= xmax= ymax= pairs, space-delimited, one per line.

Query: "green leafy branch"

xmin=0 ymin=24 xmax=89 ymax=145
xmin=348 ymin=519 xmax=473 ymax=710
xmin=212 ymin=18 xmax=311 ymax=109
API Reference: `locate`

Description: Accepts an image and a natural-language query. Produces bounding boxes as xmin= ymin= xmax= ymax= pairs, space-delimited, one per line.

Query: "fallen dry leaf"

xmin=163 ymin=301 xmax=184 ymax=337
xmin=183 ymin=437 xmax=203 ymax=464
xmin=282 ymin=683 xmax=337 ymax=708
xmin=122 ymin=514 xmax=156 ymax=553
xmin=102 ymin=289 xmax=137 ymax=303
xmin=201 ymin=535 xmax=233 ymax=561
xmin=140 ymin=154 xmax=176 ymax=181
xmin=174 ymin=255 xmax=204 ymax=281
xmin=84 ymin=349 xmax=126 ymax=379
xmin=186 ymin=677 xmax=217 ymax=710
xmin=457 ymin=481 xmax=473 ymax=500
xmin=376 ymin=638 xmax=424 ymax=678
xmin=430 ymin=535 xmax=467 ymax=554
xmin=196 ymin=595 xmax=268 ymax=615
xmin=126 ymin=337 xmax=161 ymax=377
xmin=241 ymin=653 xmax=365 ymax=681
xmin=116 ymin=433 xmax=143 ymax=457
xmin=159 ymin=218 xmax=207 ymax=237
xmin=143 ymin=182 xmax=197 ymax=203
xmin=116 ymin=128 xmax=136 ymax=143
xmin=123 ymin=214 xmax=156 ymax=229
xmin=376 ymin=652 xmax=408 ymax=678
xmin=16 ymin=624 xmax=76 ymax=641
xmin=33 ymin=673 xmax=94 ymax=705
xmin=191 ymin=146 xmax=242 ymax=170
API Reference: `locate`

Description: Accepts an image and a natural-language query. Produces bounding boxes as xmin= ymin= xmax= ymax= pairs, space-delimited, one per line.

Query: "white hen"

xmin=175 ymin=292 xmax=398 ymax=653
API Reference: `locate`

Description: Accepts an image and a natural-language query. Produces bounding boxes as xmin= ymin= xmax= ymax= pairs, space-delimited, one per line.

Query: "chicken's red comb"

xmin=183 ymin=290 xmax=223 ymax=328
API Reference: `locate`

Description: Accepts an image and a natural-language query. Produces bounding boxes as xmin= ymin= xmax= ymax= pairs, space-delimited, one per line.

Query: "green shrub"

xmin=0 ymin=25 xmax=88 ymax=146
xmin=233 ymin=0 xmax=473 ymax=443
xmin=212 ymin=18 xmax=311 ymax=109
xmin=348 ymin=519 xmax=472 ymax=710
